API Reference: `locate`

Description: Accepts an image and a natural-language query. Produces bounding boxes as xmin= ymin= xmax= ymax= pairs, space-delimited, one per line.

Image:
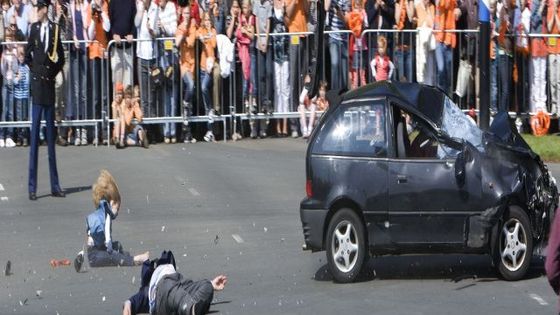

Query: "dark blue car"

xmin=300 ymin=82 xmax=558 ymax=283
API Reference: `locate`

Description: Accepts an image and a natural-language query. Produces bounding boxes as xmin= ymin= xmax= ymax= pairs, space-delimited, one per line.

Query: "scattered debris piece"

xmin=5 ymin=260 xmax=11 ymax=276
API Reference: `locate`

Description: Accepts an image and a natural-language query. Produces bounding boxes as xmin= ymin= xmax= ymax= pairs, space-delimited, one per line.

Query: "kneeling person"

xmin=116 ymin=86 xmax=149 ymax=148
xmin=75 ymin=170 xmax=149 ymax=271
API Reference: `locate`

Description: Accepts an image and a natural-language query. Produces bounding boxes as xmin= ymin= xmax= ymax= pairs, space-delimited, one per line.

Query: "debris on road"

xmin=5 ymin=260 xmax=11 ymax=276
xmin=50 ymin=259 xmax=71 ymax=268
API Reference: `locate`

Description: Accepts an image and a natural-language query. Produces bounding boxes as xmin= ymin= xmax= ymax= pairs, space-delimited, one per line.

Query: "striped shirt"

xmin=328 ymin=0 xmax=350 ymax=40
xmin=14 ymin=63 xmax=30 ymax=100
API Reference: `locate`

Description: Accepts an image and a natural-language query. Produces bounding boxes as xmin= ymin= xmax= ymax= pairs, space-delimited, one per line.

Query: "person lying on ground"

xmin=122 ymin=250 xmax=227 ymax=315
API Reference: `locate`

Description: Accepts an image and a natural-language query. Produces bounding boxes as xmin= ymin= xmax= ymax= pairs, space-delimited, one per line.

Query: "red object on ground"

xmin=50 ymin=259 xmax=71 ymax=268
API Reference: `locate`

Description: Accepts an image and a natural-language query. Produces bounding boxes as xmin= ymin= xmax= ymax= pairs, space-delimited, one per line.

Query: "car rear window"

xmin=313 ymin=102 xmax=387 ymax=158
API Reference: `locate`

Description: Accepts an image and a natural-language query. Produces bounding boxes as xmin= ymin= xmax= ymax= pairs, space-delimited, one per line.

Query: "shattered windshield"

xmin=441 ymin=97 xmax=484 ymax=151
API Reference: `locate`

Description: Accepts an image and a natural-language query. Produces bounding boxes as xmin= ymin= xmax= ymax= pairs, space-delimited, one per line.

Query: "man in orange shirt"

xmin=434 ymin=0 xmax=458 ymax=94
xmin=286 ymin=0 xmax=308 ymax=138
xmin=547 ymin=0 xmax=560 ymax=114
xmin=175 ymin=5 xmax=197 ymax=143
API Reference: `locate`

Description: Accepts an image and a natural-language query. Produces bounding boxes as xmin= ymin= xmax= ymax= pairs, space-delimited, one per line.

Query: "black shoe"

xmin=74 ymin=252 xmax=84 ymax=273
xmin=29 ymin=192 xmax=37 ymax=201
xmin=52 ymin=190 xmax=66 ymax=198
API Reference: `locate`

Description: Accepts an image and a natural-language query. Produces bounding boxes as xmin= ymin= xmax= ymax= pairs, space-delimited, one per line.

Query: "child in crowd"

xmin=0 ymin=28 xmax=18 ymax=148
xmin=115 ymin=85 xmax=149 ymax=148
xmin=347 ymin=0 xmax=368 ymax=89
xmin=298 ymin=74 xmax=314 ymax=139
xmin=299 ymin=78 xmax=329 ymax=139
xmin=271 ymin=0 xmax=289 ymax=137
xmin=370 ymin=35 xmax=395 ymax=81
xmin=315 ymin=80 xmax=330 ymax=112
xmin=236 ymin=0 xmax=256 ymax=113
xmin=75 ymin=170 xmax=150 ymax=271
xmin=14 ymin=46 xmax=30 ymax=147
xmin=111 ymin=83 xmax=125 ymax=144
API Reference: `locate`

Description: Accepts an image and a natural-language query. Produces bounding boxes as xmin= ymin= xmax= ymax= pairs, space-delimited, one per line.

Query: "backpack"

xmin=141 ymin=250 xmax=177 ymax=287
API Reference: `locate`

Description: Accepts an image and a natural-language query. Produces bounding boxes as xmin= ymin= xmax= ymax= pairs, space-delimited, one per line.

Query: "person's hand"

xmin=113 ymin=34 xmax=122 ymax=43
xmin=212 ymin=275 xmax=228 ymax=291
xmin=454 ymin=7 xmax=461 ymax=20
xmin=126 ymin=34 xmax=134 ymax=43
xmin=74 ymin=37 xmax=80 ymax=49
xmin=156 ymin=19 xmax=162 ymax=30
xmin=259 ymin=42 xmax=267 ymax=53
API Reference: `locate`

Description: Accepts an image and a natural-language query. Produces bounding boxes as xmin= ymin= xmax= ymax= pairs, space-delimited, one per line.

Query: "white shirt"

xmin=148 ymin=264 xmax=176 ymax=314
xmin=135 ymin=1 xmax=159 ymax=60
xmin=40 ymin=21 xmax=49 ymax=52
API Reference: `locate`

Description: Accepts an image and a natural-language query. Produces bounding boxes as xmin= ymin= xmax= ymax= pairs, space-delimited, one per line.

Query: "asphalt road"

xmin=0 ymin=139 xmax=559 ymax=315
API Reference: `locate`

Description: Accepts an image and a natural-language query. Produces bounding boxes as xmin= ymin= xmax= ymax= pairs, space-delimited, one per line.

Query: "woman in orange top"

xmin=197 ymin=12 xmax=218 ymax=142
xmin=434 ymin=0 xmax=457 ymax=94
xmin=175 ymin=5 xmax=198 ymax=143
xmin=86 ymin=0 xmax=110 ymax=144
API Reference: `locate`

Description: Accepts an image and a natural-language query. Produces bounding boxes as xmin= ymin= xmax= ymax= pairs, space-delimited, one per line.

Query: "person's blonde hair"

xmin=92 ymin=170 xmax=121 ymax=208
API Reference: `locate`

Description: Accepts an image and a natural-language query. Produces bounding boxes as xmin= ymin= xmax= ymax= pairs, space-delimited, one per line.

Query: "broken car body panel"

xmin=300 ymin=82 xmax=558 ymax=256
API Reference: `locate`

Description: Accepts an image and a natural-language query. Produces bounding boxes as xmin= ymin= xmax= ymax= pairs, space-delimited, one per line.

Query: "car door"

xmin=311 ymin=99 xmax=390 ymax=247
xmin=386 ymin=103 xmax=478 ymax=246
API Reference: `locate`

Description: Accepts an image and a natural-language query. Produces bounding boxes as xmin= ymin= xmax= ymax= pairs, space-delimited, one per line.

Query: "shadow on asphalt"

xmin=313 ymin=254 xmax=546 ymax=283
xmin=35 ymin=185 xmax=91 ymax=200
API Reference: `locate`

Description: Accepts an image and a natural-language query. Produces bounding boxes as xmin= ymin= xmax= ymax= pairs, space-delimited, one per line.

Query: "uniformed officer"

xmin=26 ymin=0 xmax=65 ymax=201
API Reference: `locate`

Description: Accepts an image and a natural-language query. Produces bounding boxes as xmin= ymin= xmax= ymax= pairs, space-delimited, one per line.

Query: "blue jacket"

xmin=86 ymin=199 xmax=114 ymax=250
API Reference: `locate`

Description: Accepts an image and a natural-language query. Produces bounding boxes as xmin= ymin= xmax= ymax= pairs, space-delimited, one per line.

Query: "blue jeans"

xmin=138 ymin=58 xmax=155 ymax=117
xmin=498 ymin=54 xmax=512 ymax=113
xmin=329 ymin=37 xmax=349 ymax=90
xmin=435 ymin=43 xmax=453 ymax=94
xmin=1 ymin=83 xmax=14 ymax=138
xmin=490 ymin=59 xmax=497 ymax=112
xmin=395 ymin=48 xmax=414 ymax=82
xmin=15 ymin=97 xmax=29 ymax=141
xmin=200 ymin=71 xmax=213 ymax=129
xmin=69 ymin=48 xmax=87 ymax=119
xmin=161 ymin=52 xmax=176 ymax=138
xmin=182 ymin=72 xmax=195 ymax=105
xmin=242 ymin=49 xmax=257 ymax=101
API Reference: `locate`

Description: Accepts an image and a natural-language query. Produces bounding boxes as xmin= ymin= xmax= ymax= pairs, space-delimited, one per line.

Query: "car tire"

xmin=326 ymin=208 xmax=367 ymax=283
xmin=494 ymin=205 xmax=533 ymax=281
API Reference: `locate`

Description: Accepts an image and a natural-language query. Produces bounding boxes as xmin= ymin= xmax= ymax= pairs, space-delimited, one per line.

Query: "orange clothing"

xmin=286 ymin=0 xmax=307 ymax=33
xmin=86 ymin=1 xmax=109 ymax=59
xmin=532 ymin=25 xmax=548 ymax=57
xmin=547 ymin=1 xmax=560 ymax=54
xmin=176 ymin=21 xmax=198 ymax=76
xmin=435 ymin=0 xmax=456 ymax=48
xmin=123 ymin=99 xmax=144 ymax=132
xmin=197 ymin=27 xmax=217 ymax=73
xmin=416 ymin=2 xmax=435 ymax=28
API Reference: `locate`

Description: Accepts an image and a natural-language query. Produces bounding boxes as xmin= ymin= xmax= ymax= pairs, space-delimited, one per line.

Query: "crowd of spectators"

xmin=0 ymin=0 xmax=559 ymax=147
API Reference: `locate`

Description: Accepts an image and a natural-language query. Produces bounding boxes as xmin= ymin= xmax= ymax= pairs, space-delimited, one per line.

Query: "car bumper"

xmin=300 ymin=198 xmax=328 ymax=252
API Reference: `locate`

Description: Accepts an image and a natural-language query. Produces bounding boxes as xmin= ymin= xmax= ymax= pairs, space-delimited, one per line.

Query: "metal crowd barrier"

xmin=3 ymin=30 xmax=560 ymax=145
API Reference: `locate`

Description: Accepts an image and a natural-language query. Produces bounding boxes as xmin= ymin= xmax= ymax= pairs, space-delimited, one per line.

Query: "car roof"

xmin=338 ymin=81 xmax=446 ymax=128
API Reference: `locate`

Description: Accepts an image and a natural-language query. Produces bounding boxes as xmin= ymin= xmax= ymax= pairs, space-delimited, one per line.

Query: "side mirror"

xmin=455 ymin=147 xmax=467 ymax=186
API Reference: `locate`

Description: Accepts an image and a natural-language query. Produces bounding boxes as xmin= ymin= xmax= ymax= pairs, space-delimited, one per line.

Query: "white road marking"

xmin=1 ymin=196 xmax=8 ymax=201
xmin=0 ymin=184 xmax=4 ymax=191
xmin=232 ymin=234 xmax=244 ymax=244
xmin=188 ymin=188 xmax=200 ymax=196
xmin=529 ymin=293 xmax=549 ymax=306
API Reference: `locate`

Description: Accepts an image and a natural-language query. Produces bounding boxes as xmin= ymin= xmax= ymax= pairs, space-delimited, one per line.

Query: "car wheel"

xmin=494 ymin=206 xmax=533 ymax=281
xmin=326 ymin=208 xmax=367 ymax=283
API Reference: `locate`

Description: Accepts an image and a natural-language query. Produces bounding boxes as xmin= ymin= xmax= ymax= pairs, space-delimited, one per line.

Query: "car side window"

xmin=393 ymin=106 xmax=458 ymax=160
xmin=317 ymin=102 xmax=387 ymax=157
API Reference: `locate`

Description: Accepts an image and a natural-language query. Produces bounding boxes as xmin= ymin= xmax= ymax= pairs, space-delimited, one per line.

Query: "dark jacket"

xmin=546 ymin=210 xmax=560 ymax=310
xmin=25 ymin=21 xmax=65 ymax=106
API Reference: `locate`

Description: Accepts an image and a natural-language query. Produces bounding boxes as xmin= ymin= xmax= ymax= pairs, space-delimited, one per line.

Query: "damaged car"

xmin=300 ymin=82 xmax=558 ymax=283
